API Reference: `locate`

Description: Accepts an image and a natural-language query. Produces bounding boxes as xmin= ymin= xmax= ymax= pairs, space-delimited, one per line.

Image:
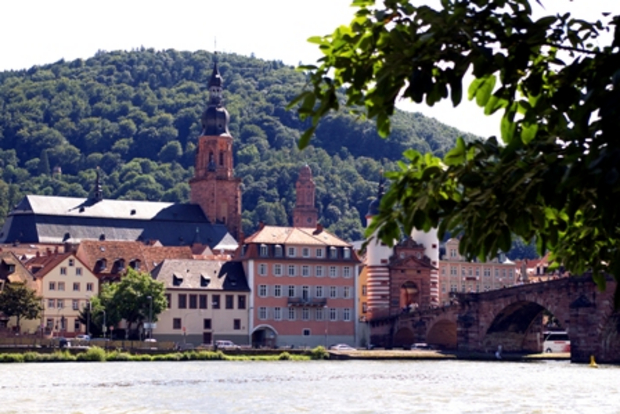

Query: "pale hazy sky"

xmin=1 ymin=0 xmax=617 ymax=138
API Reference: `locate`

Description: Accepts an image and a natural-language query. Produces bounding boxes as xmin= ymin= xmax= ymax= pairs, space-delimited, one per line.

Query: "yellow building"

xmin=438 ymin=238 xmax=517 ymax=305
xmin=26 ymin=251 xmax=99 ymax=337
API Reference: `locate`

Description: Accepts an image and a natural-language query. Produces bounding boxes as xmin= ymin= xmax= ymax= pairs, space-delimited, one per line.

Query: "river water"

xmin=0 ymin=360 xmax=618 ymax=413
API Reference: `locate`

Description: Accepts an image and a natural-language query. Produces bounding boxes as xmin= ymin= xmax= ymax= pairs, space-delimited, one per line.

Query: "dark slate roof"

xmin=151 ymin=259 xmax=249 ymax=291
xmin=0 ymin=195 xmax=237 ymax=250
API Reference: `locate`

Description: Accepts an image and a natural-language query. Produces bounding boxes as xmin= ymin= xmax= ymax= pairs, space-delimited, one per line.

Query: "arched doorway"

xmin=400 ymin=281 xmax=419 ymax=310
xmin=251 ymin=325 xmax=278 ymax=348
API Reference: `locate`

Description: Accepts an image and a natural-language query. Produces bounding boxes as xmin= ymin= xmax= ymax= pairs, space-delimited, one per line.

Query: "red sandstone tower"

xmin=292 ymin=165 xmax=318 ymax=228
xmin=189 ymin=61 xmax=242 ymax=240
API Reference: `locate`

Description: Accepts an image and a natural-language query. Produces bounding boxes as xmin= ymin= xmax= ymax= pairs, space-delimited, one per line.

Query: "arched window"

xmin=219 ymin=151 xmax=224 ymax=166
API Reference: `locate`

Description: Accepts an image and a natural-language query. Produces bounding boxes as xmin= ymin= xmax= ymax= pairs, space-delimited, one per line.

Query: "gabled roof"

xmin=151 ymin=259 xmax=249 ymax=291
xmin=0 ymin=251 xmax=36 ymax=290
xmin=244 ymin=225 xmax=351 ymax=247
xmin=23 ymin=252 xmax=90 ymax=279
xmin=389 ymin=255 xmax=436 ymax=269
xmin=11 ymin=195 xmax=197 ymax=220
xmin=0 ymin=195 xmax=238 ymax=250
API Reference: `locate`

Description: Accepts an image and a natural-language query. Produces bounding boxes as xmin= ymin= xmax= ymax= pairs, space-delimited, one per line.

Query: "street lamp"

xmin=324 ymin=305 xmax=328 ymax=347
xmin=182 ymin=312 xmax=192 ymax=347
xmin=102 ymin=310 xmax=107 ymax=339
xmin=247 ymin=306 xmax=254 ymax=348
xmin=147 ymin=295 xmax=153 ymax=339
xmin=86 ymin=300 xmax=91 ymax=336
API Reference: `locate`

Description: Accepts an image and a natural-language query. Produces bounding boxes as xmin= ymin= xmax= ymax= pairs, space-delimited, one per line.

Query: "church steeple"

xmin=190 ymin=57 xmax=242 ymax=241
xmin=92 ymin=167 xmax=103 ymax=202
xmin=367 ymin=173 xmax=385 ymax=218
xmin=208 ymin=61 xmax=223 ymax=105
xmin=200 ymin=60 xmax=230 ymax=136
xmin=293 ymin=164 xmax=318 ymax=228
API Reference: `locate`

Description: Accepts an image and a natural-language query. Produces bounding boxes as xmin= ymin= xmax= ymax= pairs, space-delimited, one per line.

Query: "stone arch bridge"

xmin=369 ymin=276 xmax=620 ymax=363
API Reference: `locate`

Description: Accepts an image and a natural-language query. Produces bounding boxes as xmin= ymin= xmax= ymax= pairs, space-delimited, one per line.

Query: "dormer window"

xmin=113 ymin=259 xmax=125 ymax=273
xmin=259 ymin=244 xmax=268 ymax=257
xmin=96 ymin=258 xmax=107 ymax=272
xmin=329 ymin=247 xmax=338 ymax=259
xmin=343 ymin=248 xmax=351 ymax=259
xmin=200 ymin=275 xmax=211 ymax=287
xmin=173 ymin=274 xmax=183 ymax=287
xmin=274 ymin=245 xmax=283 ymax=258
xmin=129 ymin=259 xmax=141 ymax=271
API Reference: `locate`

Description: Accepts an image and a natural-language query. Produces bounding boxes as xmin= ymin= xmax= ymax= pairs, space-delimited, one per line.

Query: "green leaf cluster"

xmin=299 ymin=0 xmax=620 ymax=303
xmin=0 ymin=283 xmax=43 ymax=330
xmin=95 ymin=268 xmax=166 ymax=339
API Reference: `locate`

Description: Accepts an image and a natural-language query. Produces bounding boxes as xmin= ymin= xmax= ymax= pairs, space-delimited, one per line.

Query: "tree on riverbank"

xmin=0 ymin=283 xmax=43 ymax=331
xmin=296 ymin=0 xmax=620 ymax=304
xmin=97 ymin=269 xmax=167 ymax=339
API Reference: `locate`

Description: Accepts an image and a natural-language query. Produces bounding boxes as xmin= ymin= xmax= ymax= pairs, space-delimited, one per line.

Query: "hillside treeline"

xmin=0 ymin=49 xmax=476 ymax=241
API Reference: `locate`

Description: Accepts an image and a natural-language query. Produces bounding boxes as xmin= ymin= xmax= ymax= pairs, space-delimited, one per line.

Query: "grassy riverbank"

xmin=0 ymin=346 xmax=330 ymax=363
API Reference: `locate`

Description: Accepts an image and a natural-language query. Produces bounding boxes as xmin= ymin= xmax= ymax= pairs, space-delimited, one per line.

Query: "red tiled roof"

xmin=76 ymin=240 xmax=193 ymax=276
xmin=244 ymin=225 xmax=350 ymax=247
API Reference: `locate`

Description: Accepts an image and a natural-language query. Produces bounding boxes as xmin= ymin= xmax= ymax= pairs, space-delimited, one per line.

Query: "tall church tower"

xmin=190 ymin=61 xmax=242 ymax=240
xmin=292 ymin=165 xmax=318 ymax=228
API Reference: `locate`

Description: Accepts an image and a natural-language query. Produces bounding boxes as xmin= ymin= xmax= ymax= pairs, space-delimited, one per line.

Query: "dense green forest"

xmin=0 ymin=49 xmax=478 ymax=242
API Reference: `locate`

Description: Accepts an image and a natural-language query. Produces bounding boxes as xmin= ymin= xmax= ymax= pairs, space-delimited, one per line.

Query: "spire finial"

xmin=93 ymin=167 xmax=103 ymax=202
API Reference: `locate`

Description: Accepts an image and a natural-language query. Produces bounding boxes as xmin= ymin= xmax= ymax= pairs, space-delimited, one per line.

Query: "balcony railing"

xmin=287 ymin=297 xmax=327 ymax=307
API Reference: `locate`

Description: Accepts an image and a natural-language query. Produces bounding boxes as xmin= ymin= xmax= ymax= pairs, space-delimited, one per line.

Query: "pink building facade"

xmin=238 ymin=224 xmax=360 ymax=348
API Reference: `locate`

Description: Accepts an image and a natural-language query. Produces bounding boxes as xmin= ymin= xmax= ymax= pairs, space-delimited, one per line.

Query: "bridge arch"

xmin=427 ymin=318 xmax=457 ymax=349
xmin=482 ymin=300 xmax=567 ymax=352
xmin=393 ymin=327 xmax=415 ymax=348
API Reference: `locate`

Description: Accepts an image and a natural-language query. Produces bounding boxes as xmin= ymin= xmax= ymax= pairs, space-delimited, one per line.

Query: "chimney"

xmin=36 ymin=251 xmax=40 ymax=258
xmin=54 ymin=246 xmax=59 ymax=254
xmin=46 ymin=248 xmax=52 ymax=256
xmin=258 ymin=221 xmax=265 ymax=230
xmin=314 ymin=223 xmax=324 ymax=235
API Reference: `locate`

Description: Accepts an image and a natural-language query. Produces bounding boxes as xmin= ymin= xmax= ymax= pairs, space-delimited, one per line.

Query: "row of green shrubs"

xmin=0 ymin=346 xmax=330 ymax=363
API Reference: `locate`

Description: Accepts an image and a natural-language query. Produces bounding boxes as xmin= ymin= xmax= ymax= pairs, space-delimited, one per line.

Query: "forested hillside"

xmin=0 ymin=49 xmax=477 ymax=241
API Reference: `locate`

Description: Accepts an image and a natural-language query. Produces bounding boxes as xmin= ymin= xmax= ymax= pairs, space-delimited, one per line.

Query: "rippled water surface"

xmin=0 ymin=360 xmax=618 ymax=413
